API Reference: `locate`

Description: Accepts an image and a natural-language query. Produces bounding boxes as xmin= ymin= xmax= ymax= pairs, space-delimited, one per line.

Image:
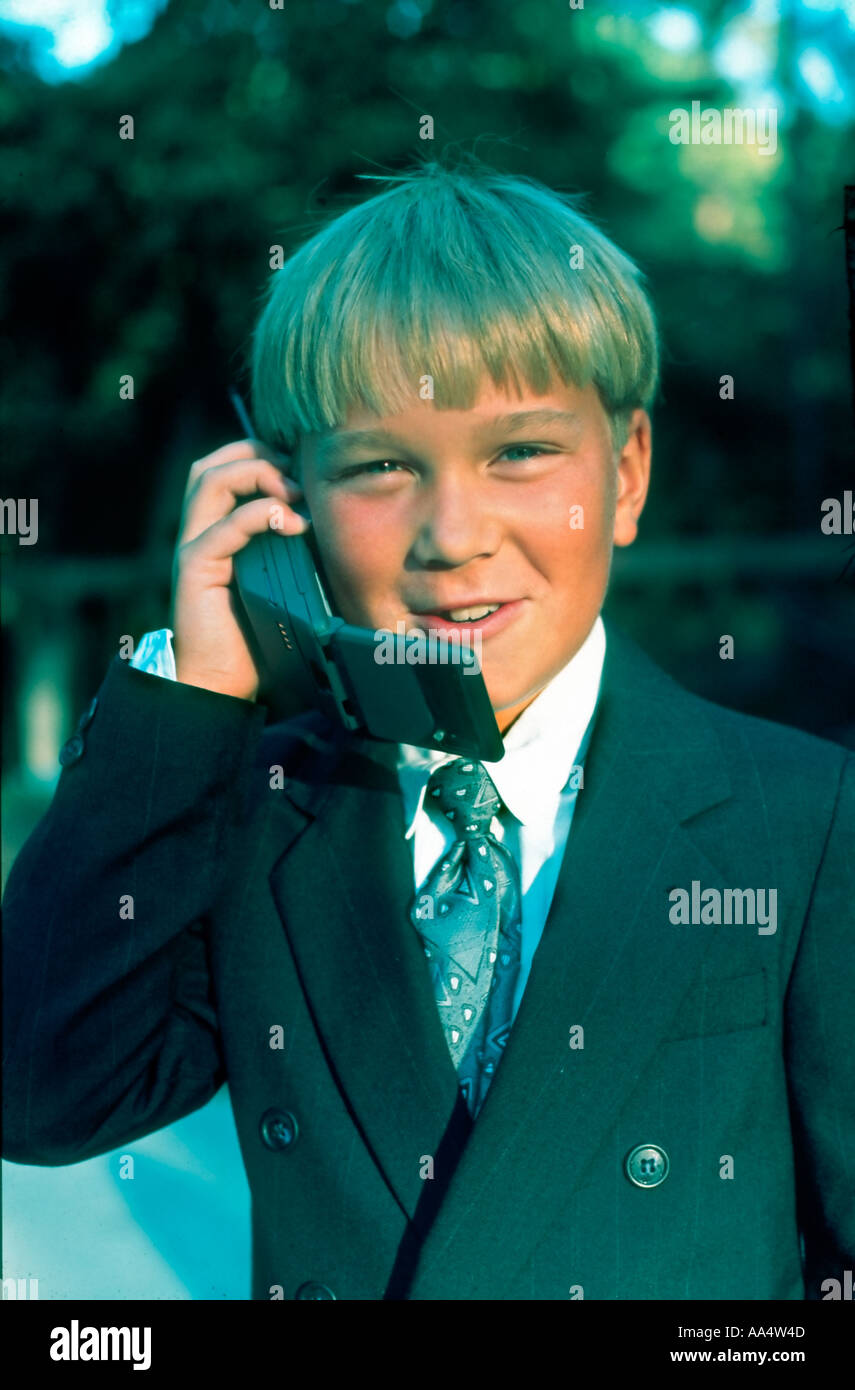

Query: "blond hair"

xmin=250 ymin=154 xmax=658 ymax=463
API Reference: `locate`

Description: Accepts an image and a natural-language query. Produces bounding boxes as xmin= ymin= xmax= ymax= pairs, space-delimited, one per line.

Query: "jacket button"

xmin=59 ymin=733 xmax=86 ymax=766
xmin=295 ymin=1282 xmax=336 ymax=1300
xmin=259 ymin=1108 xmax=298 ymax=1151
xmin=625 ymin=1143 xmax=670 ymax=1188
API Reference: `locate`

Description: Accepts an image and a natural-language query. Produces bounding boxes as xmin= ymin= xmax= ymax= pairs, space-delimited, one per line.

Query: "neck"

xmin=494 ymin=689 xmax=543 ymax=735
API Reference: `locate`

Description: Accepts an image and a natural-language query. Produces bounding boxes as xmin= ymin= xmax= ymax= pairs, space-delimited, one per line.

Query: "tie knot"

xmin=425 ymin=758 xmax=501 ymax=838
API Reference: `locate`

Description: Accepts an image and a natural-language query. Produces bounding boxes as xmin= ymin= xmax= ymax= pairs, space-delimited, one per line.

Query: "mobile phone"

xmin=228 ymin=388 xmax=505 ymax=760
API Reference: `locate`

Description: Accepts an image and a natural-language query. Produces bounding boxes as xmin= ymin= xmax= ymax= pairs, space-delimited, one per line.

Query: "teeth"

xmin=446 ymin=604 xmax=500 ymax=621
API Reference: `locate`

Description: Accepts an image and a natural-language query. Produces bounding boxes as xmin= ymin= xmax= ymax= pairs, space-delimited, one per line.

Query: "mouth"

xmin=427 ymin=602 xmax=500 ymax=622
xmin=406 ymin=599 xmax=526 ymax=637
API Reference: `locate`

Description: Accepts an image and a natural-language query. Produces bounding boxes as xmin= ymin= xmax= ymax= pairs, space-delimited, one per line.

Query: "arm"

xmin=3 ymin=434 xmax=306 ymax=1166
xmin=1 ymin=654 xmax=266 ymax=1165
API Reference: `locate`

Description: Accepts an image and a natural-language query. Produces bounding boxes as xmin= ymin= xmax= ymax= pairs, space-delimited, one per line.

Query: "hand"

xmin=168 ymin=439 xmax=308 ymax=700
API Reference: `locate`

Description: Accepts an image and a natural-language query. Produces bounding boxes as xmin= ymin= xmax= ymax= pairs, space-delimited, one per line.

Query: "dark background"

xmin=2 ymin=0 xmax=854 ymax=880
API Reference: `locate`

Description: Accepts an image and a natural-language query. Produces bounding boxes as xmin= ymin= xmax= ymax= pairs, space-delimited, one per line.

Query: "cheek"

xmin=312 ymin=495 xmax=400 ymax=594
xmin=535 ymin=530 xmax=604 ymax=599
xmin=518 ymin=474 xmax=611 ymax=580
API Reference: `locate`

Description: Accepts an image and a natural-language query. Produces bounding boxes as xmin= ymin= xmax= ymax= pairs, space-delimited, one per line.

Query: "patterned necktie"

xmin=410 ymin=758 xmax=523 ymax=1119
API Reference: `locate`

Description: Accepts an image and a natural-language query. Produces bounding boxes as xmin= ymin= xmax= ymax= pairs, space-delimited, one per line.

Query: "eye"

xmin=496 ymin=444 xmax=552 ymax=462
xmin=338 ymin=459 xmax=406 ymax=479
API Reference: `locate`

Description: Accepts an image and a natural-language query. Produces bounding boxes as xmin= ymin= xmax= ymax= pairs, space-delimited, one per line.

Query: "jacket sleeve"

xmin=784 ymin=751 xmax=855 ymax=1298
xmin=1 ymin=655 xmax=268 ymax=1166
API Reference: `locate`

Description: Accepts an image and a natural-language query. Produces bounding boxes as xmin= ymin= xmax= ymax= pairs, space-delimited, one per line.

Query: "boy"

xmin=3 ymin=158 xmax=853 ymax=1301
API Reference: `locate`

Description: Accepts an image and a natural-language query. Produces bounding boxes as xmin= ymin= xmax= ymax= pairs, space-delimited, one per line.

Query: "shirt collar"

xmin=396 ymin=615 xmax=606 ymax=836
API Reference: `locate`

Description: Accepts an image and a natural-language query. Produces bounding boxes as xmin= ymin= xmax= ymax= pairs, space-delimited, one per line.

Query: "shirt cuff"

xmin=130 ymin=629 xmax=177 ymax=681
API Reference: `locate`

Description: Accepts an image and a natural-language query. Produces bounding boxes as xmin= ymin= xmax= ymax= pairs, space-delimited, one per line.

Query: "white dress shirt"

xmin=130 ymin=617 xmax=606 ymax=1025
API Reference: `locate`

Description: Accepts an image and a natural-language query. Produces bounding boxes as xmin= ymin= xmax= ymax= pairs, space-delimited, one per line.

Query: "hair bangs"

xmin=250 ymin=160 xmax=658 ymax=462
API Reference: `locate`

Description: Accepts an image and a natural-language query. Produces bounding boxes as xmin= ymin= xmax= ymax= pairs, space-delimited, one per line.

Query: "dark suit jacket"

xmin=3 ymin=623 xmax=853 ymax=1300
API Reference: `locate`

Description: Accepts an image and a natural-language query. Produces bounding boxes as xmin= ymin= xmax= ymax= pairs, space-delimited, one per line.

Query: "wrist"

xmin=173 ymin=665 xmax=258 ymax=703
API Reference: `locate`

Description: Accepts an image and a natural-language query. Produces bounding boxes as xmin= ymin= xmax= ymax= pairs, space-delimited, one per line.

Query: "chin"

xmin=482 ymin=672 xmax=537 ymax=715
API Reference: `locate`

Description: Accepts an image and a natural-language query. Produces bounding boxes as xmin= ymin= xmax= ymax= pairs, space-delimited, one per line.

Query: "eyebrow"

xmin=314 ymin=408 xmax=583 ymax=466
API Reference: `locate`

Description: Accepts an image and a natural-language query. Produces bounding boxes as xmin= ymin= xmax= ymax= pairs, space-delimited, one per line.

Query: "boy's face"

xmin=296 ymin=376 xmax=651 ymax=732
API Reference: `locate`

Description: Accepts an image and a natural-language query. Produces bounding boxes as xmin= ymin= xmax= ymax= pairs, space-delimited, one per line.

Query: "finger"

xmin=179 ymin=458 xmax=302 ymax=546
xmin=183 ymin=439 xmax=296 ymax=496
xmin=181 ymin=495 xmax=310 ymax=568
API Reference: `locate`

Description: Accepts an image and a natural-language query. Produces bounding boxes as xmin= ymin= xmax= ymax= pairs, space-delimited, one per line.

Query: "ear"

xmin=613 ymin=409 xmax=652 ymax=548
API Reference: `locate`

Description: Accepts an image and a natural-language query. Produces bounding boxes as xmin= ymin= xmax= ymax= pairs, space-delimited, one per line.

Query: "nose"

xmin=408 ymin=472 xmax=502 ymax=568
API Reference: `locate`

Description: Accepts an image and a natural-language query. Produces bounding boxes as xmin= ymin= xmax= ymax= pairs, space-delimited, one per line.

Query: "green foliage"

xmin=0 ymin=0 xmax=851 ymax=558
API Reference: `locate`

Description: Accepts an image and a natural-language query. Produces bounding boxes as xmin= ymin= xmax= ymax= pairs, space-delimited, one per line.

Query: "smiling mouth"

xmin=430 ymin=604 xmax=501 ymax=622
xmin=406 ymin=600 xmax=525 ymax=635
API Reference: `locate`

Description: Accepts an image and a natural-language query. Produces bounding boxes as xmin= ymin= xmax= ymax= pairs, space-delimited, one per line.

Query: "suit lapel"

xmin=264 ymin=725 xmax=462 ymax=1223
